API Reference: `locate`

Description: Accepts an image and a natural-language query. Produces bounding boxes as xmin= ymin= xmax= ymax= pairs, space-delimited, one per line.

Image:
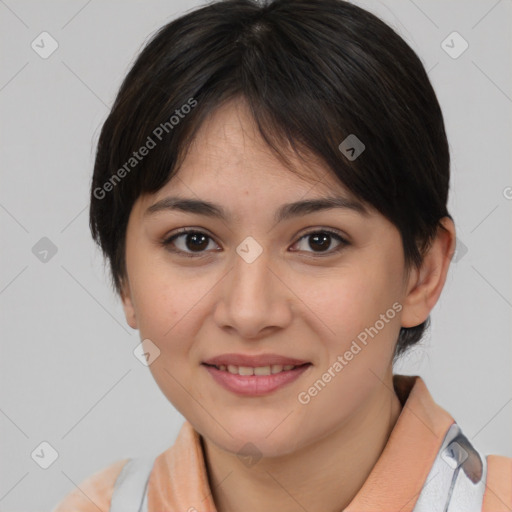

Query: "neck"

xmin=202 ymin=374 xmax=403 ymax=512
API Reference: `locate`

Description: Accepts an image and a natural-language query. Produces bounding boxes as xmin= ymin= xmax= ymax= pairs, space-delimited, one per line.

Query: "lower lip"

xmin=202 ymin=364 xmax=312 ymax=396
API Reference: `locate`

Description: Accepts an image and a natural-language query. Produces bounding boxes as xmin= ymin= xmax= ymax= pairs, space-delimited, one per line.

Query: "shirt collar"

xmin=148 ymin=374 xmax=454 ymax=511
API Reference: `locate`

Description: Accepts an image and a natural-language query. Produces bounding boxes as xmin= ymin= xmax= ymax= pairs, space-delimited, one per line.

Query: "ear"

xmin=401 ymin=217 xmax=456 ymax=328
xmin=120 ymin=278 xmax=138 ymax=330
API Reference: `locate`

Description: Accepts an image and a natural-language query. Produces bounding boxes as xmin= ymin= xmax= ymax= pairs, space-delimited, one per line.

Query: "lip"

xmin=202 ymin=353 xmax=309 ymax=367
xmin=203 ymin=364 xmax=311 ymax=396
xmin=201 ymin=353 xmax=312 ymax=396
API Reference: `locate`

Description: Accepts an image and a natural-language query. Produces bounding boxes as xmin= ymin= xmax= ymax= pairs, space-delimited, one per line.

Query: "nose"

xmin=213 ymin=243 xmax=292 ymax=340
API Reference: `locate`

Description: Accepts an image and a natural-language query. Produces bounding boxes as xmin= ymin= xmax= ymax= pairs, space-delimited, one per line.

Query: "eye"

xmin=162 ymin=228 xmax=349 ymax=258
xmin=291 ymin=229 xmax=349 ymax=256
xmin=161 ymin=229 xmax=220 ymax=258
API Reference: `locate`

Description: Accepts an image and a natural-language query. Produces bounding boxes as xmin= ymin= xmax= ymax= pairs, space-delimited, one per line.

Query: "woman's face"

xmin=121 ymin=98 xmax=413 ymax=457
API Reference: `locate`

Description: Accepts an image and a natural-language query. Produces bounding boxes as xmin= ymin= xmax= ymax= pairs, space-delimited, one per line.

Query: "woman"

xmin=53 ymin=0 xmax=511 ymax=510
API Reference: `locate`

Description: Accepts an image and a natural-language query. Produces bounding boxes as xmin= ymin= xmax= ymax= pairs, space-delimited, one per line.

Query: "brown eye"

xmin=182 ymin=232 xmax=209 ymax=251
xmin=162 ymin=230 xmax=219 ymax=257
xmin=291 ymin=230 xmax=348 ymax=255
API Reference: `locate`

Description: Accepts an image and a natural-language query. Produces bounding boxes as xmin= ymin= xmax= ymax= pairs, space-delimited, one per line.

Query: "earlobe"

xmin=400 ymin=217 xmax=456 ymax=328
xmin=120 ymin=278 xmax=138 ymax=330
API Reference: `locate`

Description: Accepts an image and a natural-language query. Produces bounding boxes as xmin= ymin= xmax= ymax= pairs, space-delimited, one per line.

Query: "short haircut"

xmin=89 ymin=0 xmax=452 ymax=360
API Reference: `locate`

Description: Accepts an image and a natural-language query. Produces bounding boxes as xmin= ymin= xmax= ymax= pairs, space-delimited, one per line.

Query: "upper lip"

xmin=202 ymin=353 xmax=310 ymax=367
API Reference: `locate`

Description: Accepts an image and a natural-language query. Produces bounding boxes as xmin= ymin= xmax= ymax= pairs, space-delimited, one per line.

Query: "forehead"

xmin=166 ymin=97 xmax=351 ymax=198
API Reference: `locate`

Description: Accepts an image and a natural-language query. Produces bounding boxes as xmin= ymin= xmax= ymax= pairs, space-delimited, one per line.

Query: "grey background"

xmin=1 ymin=0 xmax=511 ymax=510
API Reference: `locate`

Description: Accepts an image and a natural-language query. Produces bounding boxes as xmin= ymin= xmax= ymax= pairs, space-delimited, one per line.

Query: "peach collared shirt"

xmin=52 ymin=375 xmax=512 ymax=511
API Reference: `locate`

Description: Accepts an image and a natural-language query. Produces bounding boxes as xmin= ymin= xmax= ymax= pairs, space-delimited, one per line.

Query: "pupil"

xmin=187 ymin=233 xmax=208 ymax=251
xmin=310 ymin=233 xmax=330 ymax=251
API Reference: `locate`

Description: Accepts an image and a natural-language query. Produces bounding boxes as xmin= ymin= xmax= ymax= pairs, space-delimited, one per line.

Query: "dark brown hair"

xmin=89 ymin=0 xmax=452 ymax=360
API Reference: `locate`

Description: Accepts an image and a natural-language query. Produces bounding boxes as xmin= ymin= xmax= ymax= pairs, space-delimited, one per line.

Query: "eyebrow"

xmin=144 ymin=195 xmax=368 ymax=223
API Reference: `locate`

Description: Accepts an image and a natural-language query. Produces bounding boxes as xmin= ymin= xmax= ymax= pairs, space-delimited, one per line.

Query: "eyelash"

xmin=161 ymin=228 xmax=350 ymax=259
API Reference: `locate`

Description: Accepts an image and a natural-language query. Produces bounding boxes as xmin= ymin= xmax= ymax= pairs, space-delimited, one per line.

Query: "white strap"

xmin=110 ymin=457 xmax=155 ymax=512
xmin=412 ymin=423 xmax=487 ymax=512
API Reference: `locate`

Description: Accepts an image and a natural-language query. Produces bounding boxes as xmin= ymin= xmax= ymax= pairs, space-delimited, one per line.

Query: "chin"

xmin=196 ymin=414 xmax=307 ymax=459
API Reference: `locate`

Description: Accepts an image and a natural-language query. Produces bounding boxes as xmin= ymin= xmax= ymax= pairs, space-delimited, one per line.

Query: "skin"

xmin=120 ymin=97 xmax=456 ymax=512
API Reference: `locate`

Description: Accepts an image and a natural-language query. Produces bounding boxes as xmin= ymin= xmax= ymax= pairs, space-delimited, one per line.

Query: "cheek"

xmin=128 ymin=251 xmax=205 ymax=338
xmin=293 ymin=262 xmax=400 ymax=347
xmin=293 ymin=271 xmax=402 ymax=438
xmin=128 ymin=265 xmax=221 ymax=401
xmin=130 ymin=268 xmax=202 ymax=412
xmin=130 ymin=280 xmax=176 ymax=340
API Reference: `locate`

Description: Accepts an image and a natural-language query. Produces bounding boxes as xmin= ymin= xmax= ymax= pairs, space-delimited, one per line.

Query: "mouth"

xmin=201 ymin=354 xmax=312 ymax=396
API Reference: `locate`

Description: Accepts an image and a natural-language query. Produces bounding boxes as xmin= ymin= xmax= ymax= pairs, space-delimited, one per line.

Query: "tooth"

xmin=254 ymin=366 xmax=271 ymax=376
xmin=221 ymin=364 xmax=297 ymax=375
